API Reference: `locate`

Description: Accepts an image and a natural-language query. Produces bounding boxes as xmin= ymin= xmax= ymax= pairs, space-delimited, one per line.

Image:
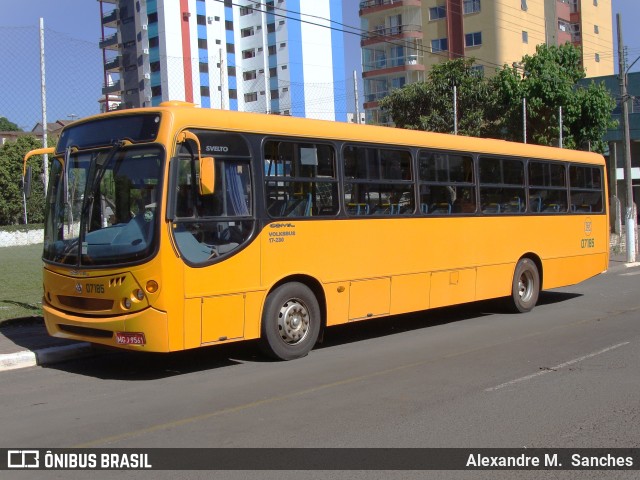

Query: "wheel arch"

xmin=519 ymin=252 xmax=543 ymax=290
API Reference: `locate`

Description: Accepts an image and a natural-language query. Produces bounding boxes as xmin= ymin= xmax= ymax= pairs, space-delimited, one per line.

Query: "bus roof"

xmin=75 ymin=102 xmax=605 ymax=165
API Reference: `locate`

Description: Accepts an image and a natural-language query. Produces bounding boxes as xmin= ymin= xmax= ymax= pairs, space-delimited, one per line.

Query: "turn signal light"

xmin=146 ymin=280 xmax=159 ymax=293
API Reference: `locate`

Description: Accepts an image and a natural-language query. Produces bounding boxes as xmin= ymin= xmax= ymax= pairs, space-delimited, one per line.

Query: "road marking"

xmin=485 ymin=341 xmax=630 ymax=392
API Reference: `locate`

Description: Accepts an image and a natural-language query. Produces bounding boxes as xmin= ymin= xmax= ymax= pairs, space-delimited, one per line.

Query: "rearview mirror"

xmin=23 ymin=166 xmax=32 ymax=198
xmin=199 ymin=156 xmax=215 ymax=195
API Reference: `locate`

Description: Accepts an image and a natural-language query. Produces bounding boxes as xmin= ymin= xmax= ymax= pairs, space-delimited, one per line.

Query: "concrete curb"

xmin=0 ymin=342 xmax=94 ymax=372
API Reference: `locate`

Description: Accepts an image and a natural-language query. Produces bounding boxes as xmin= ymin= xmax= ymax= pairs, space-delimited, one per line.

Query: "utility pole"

xmin=353 ymin=70 xmax=360 ymax=124
xmin=617 ymin=13 xmax=636 ymax=263
xmin=559 ymin=106 xmax=563 ymax=148
xmin=523 ymin=97 xmax=527 ymax=143
xmin=39 ymin=17 xmax=48 ymax=196
xmin=453 ymin=85 xmax=458 ymax=135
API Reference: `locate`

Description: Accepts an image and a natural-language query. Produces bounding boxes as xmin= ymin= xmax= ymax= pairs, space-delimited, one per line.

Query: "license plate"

xmin=115 ymin=332 xmax=146 ymax=345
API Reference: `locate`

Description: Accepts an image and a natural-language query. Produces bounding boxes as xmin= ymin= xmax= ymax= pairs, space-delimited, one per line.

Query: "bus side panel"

xmin=430 ymin=268 xmax=476 ymax=309
xmin=184 ymin=298 xmax=201 ymax=349
xmin=542 ymin=253 xmax=608 ymax=290
xmin=324 ymin=282 xmax=350 ymax=326
xmin=390 ymin=273 xmax=430 ymax=315
xmin=475 ymin=263 xmax=514 ymax=301
xmin=349 ymin=277 xmax=391 ymax=320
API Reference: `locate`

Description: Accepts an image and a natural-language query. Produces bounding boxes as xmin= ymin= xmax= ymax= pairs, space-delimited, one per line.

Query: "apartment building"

xmin=360 ymin=0 xmax=614 ymax=124
xmin=99 ymin=0 xmax=347 ymax=121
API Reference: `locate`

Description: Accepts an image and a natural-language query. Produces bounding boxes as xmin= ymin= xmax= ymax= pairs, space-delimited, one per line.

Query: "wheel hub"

xmin=278 ymin=300 xmax=310 ymax=345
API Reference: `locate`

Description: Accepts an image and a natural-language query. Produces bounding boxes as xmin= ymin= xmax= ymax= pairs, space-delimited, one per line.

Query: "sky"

xmin=0 ymin=0 xmax=638 ymax=129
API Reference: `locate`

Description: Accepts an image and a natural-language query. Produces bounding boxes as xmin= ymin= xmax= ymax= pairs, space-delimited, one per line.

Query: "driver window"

xmin=172 ymin=132 xmax=254 ymax=264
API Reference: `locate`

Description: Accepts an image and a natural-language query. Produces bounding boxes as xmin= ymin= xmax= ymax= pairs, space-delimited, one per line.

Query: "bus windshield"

xmin=43 ymin=144 xmax=164 ymax=267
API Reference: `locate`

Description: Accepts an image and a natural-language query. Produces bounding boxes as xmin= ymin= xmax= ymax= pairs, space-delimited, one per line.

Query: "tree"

xmin=0 ymin=136 xmax=46 ymax=225
xmin=0 ymin=116 xmax=21 ymax=132
xmin=489 ymin=43 xmax=616 ymax=152
xmin=379 ymin=58 xmax=497 ymax=137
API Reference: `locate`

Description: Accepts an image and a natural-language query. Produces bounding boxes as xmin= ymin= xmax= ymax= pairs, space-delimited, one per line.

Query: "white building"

xmin=99 ymin=0 xmax=347 ymax=121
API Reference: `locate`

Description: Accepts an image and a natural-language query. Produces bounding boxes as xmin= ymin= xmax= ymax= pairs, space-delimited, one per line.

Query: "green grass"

xmin=0 ymin=244 xmax=43 ymax=324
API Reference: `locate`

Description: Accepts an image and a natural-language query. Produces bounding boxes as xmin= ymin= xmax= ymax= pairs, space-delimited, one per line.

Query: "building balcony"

xmin=362 ymin=61 xmax=425 ymax=79
xmin=363 ymin=54 xmax=421 ymax=73
xmin=101 ymin=8 xmax=118 ymax=27
xmin=359 ymin=0 xmax=421 ymax=15
xmin=99 ymin=32 xmax=119 ymax=50
xmin=102 ymin=79 xmax=122 ymax=95
xmin=104 ymin=56 xmax=121 ymax=72
xmin=361 ymin=24 xmax=422 ymax=47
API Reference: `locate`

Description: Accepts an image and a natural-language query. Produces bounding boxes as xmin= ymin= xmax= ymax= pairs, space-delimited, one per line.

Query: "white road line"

xmin=620 ymin=270 xmax=640 ymax=276
xmin=485 ymin=342 xmax=630 ymax=392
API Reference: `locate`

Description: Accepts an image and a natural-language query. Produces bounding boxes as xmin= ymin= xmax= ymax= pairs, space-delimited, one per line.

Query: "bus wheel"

xmin=259 ymin=282 xmax=321 ymax=360
xmin=510 ymin=258 xmax=540 ymax=313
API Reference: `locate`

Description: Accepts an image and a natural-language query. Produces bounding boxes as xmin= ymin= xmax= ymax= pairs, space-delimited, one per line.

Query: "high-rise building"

xmin=99 ymin=0 xmax=347 ymax=121
xmin=360 ymin=0 xmax=614 ymax=124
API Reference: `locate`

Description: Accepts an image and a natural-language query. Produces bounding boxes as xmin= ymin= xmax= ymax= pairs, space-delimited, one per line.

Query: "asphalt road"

xmin=1 ymin=264 xmax=639 ymax=480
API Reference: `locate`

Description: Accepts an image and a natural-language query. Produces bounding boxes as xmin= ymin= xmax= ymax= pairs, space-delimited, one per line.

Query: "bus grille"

xmin=59 ymin=324 xmax=113 ymax=339
xmin=57 ymin=295 xmax=114 ymax=311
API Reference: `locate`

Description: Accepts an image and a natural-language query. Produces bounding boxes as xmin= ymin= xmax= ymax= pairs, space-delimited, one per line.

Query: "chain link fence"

xmin=0 ymin=26 xmax=103 ymax=132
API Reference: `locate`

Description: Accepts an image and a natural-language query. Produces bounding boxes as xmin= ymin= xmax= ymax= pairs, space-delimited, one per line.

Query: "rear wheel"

xmin=259 ymin=282 xmax=321 ymax=360
xmin=510 ymin=258 xmax=540 ymax=313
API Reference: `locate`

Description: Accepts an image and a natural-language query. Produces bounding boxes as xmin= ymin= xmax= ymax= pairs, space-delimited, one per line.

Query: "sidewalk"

xmin=1 ymin=255 xmax=638 ymax=373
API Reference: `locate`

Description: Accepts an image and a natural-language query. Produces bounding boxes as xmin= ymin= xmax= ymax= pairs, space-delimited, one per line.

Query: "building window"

xmin=225 ymin=20 xmax=233 ymax=30
xmin=197 ymin=15 xmax=206 ymax=25
xmin=594 ymin=25 xmax=599 ymax=34
xmin=151 ymin=61 xmax=161 ymax=72
xmin=593 ymin=0 xmax=598 ymax=5
xmin=595 ymin=53 xmax=600 ymax=62
xmin=242 ymin=48 xmax=255 ymax=59
xmin=241 ymin=27 xmax=254 ymax=38
xmin=471 ymin=65 xmax=484 ymax=76
xmin=149 ymin=36 xmax=160 ymax=48
xmin=521 ymin=0 xmax=527 ymax=11
xmin=226 ymin=43 xmax=235 ymax=54
xmin=267 ymin=23 xmax=276 ymax=33
xmin=245 ymin=92 xmax=258 ymax=102
xmin=200 ymin=86 xmax=210 ymax=97
xmin=271 ymin=89 xmax=279 ymax=99
xmin=429 ymin=6 xmax=446 ymax=20
xmin=522 ymin=31 xmax=528 ymax=43
xmin=269 ymin=67 xmax=277 ymax=77
xmin=197 ymin=38 xmax=207 ymax=49
xmin=199 ymin=62 xmax=209 ymax=73
xmin=281 ymin=65 xmax=288 ymax=70
xmin=431 ymin=38 xmax=448 ymax=53
xmin=148 ymin=12 xmax=158 ymax=23
xmin=151 ymin=85 xmax=162 ymax=97
xmin=239 ymin=6 xmax=253 ymax=16
xmin=243 ymin=70 xmax=257 ymax=80
xmin=465 ymin=32 xmax=482 ymax=47
xmin=463 ymin=0 xmax=480 ymax=14
xmin=215 ymin=39 xmax=221 ymax=45
xmin=268 ymin=45 xmax=277 ymax=55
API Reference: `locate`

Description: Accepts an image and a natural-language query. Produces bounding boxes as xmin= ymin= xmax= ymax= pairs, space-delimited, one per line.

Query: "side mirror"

xmin=199 ymin=156 xmax=215 ymax=195
xmin=23 ymin=166 xmax=32 ymax=198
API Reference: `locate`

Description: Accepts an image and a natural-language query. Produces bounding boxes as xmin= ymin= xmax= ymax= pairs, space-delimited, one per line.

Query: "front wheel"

xmin=510 ymin=258 xmax=540 ymax=313
xmin=259 ymin=282 xmax=321 ymax=360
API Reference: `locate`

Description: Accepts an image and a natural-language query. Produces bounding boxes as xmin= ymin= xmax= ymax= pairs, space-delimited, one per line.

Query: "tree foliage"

xmin=379 ymin=58 xmax=496 ymax=137
xmin=0 ymin=136 xmax=46 ymax=225
xmin=379 ymin=44 xmax=616 ymax=153
xmin=0 ymin=116 xmax=21 ymax=132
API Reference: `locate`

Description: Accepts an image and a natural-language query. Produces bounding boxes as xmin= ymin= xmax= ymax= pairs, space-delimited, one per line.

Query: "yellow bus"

xmin=23 ymin=101 xmax=609 ymax=360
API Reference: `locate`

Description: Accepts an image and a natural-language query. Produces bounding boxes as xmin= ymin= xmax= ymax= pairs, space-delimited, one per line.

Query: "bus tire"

xmin=510 ymin=258 xmax=540 ymax=313
xmin=259 ymin=282 xmax=321 ymax=360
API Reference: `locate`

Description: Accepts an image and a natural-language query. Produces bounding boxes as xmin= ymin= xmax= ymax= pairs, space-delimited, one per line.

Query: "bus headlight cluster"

xmin=122 ymin=289 xmax=146 ymax=310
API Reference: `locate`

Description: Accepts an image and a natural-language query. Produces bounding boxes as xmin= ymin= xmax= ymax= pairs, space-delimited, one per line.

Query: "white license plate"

xmin=115 ymin=332 xmax=146 ymax=345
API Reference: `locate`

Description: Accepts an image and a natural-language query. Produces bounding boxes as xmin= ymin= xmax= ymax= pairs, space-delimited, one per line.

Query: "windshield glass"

xmin=43 ymin=145 xmax=164 ymax=266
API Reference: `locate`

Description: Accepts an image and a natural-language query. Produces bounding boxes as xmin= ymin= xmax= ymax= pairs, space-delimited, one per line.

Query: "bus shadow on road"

xmin=45 ymin=291 xmax=582 ymax=380
xmin=315 ymin=290 xmax=583 ymax=351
